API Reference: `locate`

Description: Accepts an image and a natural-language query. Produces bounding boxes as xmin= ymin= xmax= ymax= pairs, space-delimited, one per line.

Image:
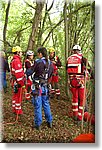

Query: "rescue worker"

xmin=66 ymin=45 xmax=93 ymax=122
xmin=26 ymin=47 xmax=53 ymax=130
xmin=24 ymin=50 xmax=34 ymax=101
xmin=49 ymin=47 xmax=62 ymax=99
xmin=10 ymin=46 xmax=25 ymax=115
xmin=0 ymin=51 xmax=10 ymax=93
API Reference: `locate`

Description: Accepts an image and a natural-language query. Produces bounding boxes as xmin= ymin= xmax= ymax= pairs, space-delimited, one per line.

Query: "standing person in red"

xmin=24 ymin=50 xmax=34 ymax=101
xmin=10 ymin=46 xmax=25 ymax=115
xmin=49 ymin=48 xmax=62 ymax=99
xmin=66 ymin=45 xmax=93 ymax=122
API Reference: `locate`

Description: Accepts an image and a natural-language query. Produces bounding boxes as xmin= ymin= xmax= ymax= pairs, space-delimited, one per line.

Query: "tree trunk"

xmin=3 ymin=0 xmax=11 ymax=50
xmin=27 ymin=1 xmax=45 ymax=51
xmin=64 ymin=1 xmax=69 ymax=96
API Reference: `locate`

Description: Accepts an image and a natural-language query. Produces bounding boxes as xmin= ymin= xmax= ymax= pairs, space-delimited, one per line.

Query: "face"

xmin=72 ymin=50 xmax=80 ymax=54
xmin=50 ymin=52 xmax=54 ymax=57
xmin=29 ymin=55 xmax=34 ymax=60
xmin=37 ymin=52 xmax=42 ymax=58
xmin=18 ymin=51 xmax=22 ymax=57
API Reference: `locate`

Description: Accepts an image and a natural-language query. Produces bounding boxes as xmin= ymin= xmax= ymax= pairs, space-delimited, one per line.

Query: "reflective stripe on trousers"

xmin=70 ymin=86 xmax=85 ymax=120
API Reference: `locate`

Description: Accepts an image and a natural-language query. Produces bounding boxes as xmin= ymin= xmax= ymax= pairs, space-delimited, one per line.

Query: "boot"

xmin=47 ymin=122 xmax=52 ymax=128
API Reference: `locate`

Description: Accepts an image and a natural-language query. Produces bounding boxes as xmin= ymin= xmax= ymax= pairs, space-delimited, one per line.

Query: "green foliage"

xmin=1 ymin=0 xmax=94 ymax=66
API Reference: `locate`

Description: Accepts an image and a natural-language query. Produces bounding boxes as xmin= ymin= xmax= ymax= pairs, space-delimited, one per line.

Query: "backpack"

xmin=67 ymin=53 xmax=82 ymax=74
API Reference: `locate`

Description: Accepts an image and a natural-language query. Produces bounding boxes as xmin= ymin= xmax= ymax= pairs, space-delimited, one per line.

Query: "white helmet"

xmin=26 ymin=50 xmax=34 ymax=56
xmin=73 ymin=45 xmax=81 ymax=51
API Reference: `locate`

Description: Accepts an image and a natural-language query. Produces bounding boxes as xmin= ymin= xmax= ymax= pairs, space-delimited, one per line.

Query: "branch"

xmin=47 ymin=0 xmax=54 ymax=11
xmin=0 ymin=39 xmax=12 ymax=47
xmin=42 ymin=19 xmax=63 ymax=46
xmin=13 ymin=25 xmax=31 ymax=44
xmin=24 ymin=0 xmax=36 ymax=9
xmin=42 ymin=3 xmax=90 ymax=46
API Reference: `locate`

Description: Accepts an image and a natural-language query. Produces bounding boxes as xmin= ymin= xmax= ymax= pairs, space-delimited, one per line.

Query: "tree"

xmin=27 ymin=1 xmax=45 ymax=51
xmin=3 ymin=0 xmax=11 ymax=50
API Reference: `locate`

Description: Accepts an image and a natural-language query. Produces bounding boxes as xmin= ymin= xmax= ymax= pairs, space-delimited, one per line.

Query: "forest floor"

xmin=1 ymin=81 xmax=95 ymax=143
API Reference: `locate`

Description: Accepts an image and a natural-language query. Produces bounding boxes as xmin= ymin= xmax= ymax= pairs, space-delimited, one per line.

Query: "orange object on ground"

xmin=72 ymin=133 xmax=95 ymax=143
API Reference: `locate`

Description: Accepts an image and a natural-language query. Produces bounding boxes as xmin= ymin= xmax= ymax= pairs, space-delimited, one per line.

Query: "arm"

xmin=13 ymin=60 xmax=25 ymax=86
xmin=82 ymin=57 xmax=94 ymax=79
xmin=55 ymin=56 xmax=62 ymax=67
xmin=25 ymin=61 xmax=31 ymax=69
xmin=26 ymin=61 xmax=37 ymax=77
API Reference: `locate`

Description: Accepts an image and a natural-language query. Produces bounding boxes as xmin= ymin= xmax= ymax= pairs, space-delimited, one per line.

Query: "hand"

xmin=52 ymin=61 xmax=56 ymax=64
xmin=22 ymin=85 xmax=25 ymax=89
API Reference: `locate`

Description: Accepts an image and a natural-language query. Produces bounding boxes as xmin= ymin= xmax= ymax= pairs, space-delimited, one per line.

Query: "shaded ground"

xmin=2 ymin=82 xmax=95 ymax=143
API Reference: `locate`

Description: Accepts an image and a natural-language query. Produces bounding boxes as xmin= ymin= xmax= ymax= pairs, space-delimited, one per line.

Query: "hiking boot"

xmin=56 ymin=95 xmax=60 ymax=100
xmin=47 ymin=122 xmax=52 ymax=128
xmin=34 ymin=125 xmax=41 ymax=131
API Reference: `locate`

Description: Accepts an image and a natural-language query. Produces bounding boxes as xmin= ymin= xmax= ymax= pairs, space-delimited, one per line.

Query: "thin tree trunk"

xmin=64 ymin=1 xmax=69 ymax=96
xmin=3 ymin=0 xmax=11 ymax=50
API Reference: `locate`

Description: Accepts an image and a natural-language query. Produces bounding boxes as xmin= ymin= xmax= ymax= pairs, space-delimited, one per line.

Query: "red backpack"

xmin=67 ymin=53 xmax=82 ymax=74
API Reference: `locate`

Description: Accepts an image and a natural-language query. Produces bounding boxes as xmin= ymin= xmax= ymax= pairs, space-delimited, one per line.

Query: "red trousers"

xmin=12 ymin=87 xmax=23 ymax=114
xmin=70 ymin=87 xmax=85 ymax=120
xmin=25 ymin=79 xmax=32 ymax=101
xmin=50 ymin=75 xmax=60 ymax=96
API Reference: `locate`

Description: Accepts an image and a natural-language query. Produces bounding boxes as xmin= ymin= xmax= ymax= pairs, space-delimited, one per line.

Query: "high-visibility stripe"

xmin=16 ymin=103 xmax=21 ymax=106
xmin=79 ymin=106 xmax=83 ymax=109
xmin=68 ymin=64 xmax=80 ymax=66
xmin=15 ymin=68 xmax=23 ymax=73
xmin=73 ymin=108 xmax=78 ymax=111
xmin=17 ymin=77 xmax=23 ymax=81
xmin=78 ymin=112 xmax=82 ymax=116
xmin=12 ymin=100 xmax=15 ymax=103
xmin=56 ymin=92 xmax=60 ymax=95
xmin=12 ymin=105 xmax=15 ymax=107
xmin=72 ymin=103 xmax=78 ymax=106
xmin=15 ymin=106 xmax=21 ymax=110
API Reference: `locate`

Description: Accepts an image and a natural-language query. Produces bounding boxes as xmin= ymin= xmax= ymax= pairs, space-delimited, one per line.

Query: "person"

xmin=49 ymin=47 xmax=62 ymax=99
xmin=10 ymin=46 xmax=25 ymax=115
xmin=26 ymin=47 xmax=53 ymax=130
xmin=24 ymin=50 xmax=34 ymax=101
xmin=66 ymin=45 xmax=93 ymax=123
xmin=0 ymin=51 xmax=10 ymax=93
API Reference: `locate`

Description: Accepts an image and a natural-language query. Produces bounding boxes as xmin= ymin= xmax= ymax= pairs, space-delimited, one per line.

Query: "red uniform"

xmin=67 ymin=53 xmax=91 ymax=121
xmin=10 ymin=55 xmax=25 ymax=114
xmin=49 ymin=56 xmax=61 ymax=97
xmin=24 ymin=59 xmax=33 ymax=101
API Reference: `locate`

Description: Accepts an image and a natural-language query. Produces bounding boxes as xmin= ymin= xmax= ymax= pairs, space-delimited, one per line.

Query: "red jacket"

xmin=10 ymin=55 xmax=25 ymax=86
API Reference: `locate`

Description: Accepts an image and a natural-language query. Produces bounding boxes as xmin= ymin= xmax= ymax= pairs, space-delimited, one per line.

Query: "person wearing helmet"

xmin=24 ymin=50 xmax=34 ymax=101
xmin=26 ymin=47 xmax=53 ymax=130
xmin=48 ymin=47 xmax=62 ymax=100
xmin=10 ymin=46 xmax=25 ymax=115
xmin=0 ymin=51 xmax=10 ymax=93
xmin=66 ymin=45 xmax=94 ymax=123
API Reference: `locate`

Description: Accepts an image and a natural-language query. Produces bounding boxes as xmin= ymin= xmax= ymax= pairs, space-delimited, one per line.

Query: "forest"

xmin=0 ymin=0 xmax=95 ymax=143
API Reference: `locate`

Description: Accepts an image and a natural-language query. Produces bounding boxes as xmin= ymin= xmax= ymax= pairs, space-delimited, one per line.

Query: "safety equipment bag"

xmin=67 ymin=53 xmax=82 ymax=74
